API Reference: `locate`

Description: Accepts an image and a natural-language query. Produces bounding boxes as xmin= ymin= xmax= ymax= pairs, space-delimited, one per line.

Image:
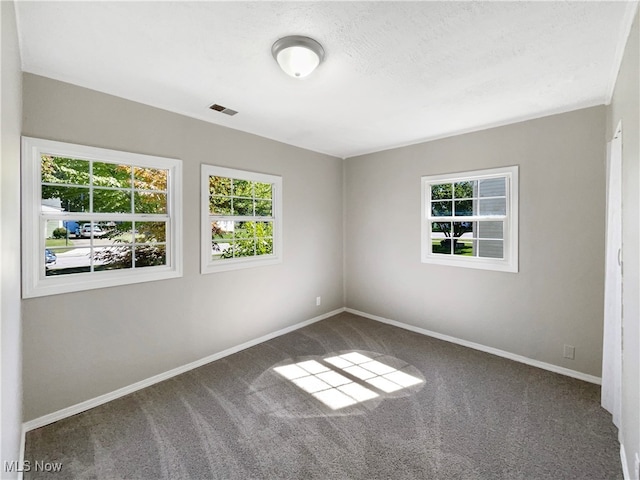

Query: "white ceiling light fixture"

xmin=272 ymin=35 xmax=325 ymax=78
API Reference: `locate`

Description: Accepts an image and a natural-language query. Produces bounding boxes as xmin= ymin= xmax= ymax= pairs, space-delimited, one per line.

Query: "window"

xmin=421 ymin=165 xmax=518 ymax=272
xmin=22 ymin=137 xmax=183 ymax=298
xmin=201 ymin=165 xmax=282 ymax=274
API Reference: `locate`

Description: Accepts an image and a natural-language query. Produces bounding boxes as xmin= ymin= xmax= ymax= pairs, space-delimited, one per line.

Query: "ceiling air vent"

xmin=209 ymin=103 xmax=238 ymax=116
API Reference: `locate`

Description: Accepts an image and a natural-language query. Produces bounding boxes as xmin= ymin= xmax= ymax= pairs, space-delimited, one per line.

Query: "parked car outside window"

xmin=45 ymin=249 xmax=57 ymax=265
xmin=78 ymin=223 xmax=107 ymax=238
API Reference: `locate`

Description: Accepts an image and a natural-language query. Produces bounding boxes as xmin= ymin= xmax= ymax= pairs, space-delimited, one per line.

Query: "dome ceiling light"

xmin=271 ymin=35 xmax=325 ymax=78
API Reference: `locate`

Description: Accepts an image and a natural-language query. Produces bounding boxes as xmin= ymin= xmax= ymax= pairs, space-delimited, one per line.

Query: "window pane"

xmin=478 ymin=240 xmax=503 ymax=258
xmin=134 ymin=245 xmax=166 ymax=267
xmin=232 ymin=198 xmax=252 ymax=216
xmin=220 ymin=242 xmax=237 ymax=259
xmin=233 ymin=179 xmax=252 ymax=198
xmin=210 ymin=176 xmax=232 ymax=196
xmin=44 ymin=247 xmax=58 ymax=275
xmin=210 ymin=196 xmax=231 ymax=215
xmin=431 ymin=183 xmax=452 ymax=200
xmin=256 ymin=237 xmax=273 ymax=256
xmin=42 ymin=186 xmax=90 ymax=213
xmin=211 ymin=220 xmax=233 ymax=238
xmin=479 ymin=198 xmax=506 ymax=215
xmin=454 ymin=181 xmax=475 ymax=199
xmin=431 ymin=201 xmax=452 ymax=217
xmin=233 ymin=221 xmax=252 ymax=236
xmin=212 ymin=241 xmax=233 ymax=260
xmin=135 ymin=221 xmax=166 ymax=243
xmin=431 ymin=222 xmax=452 ymax=255
xmin=230 ymin=239 xmax=256 ymax=258
xmin=92 ymin=162 xmax=131 ymax=188
xmin=454 ymin=200 xmax=473 ymax=216
xmin=431 ymin=222 xmax=451 ymax=238
xmin=134 ymin=167 xmax=167 ymax=191
xmin=45 ymin=219 xmax=69 ymax=242
xmin=254 ymin=182 xmax=273 ymax=199
xmin=41 ymin=156 xmax=90 ymax=185
xmin=232 ymin=221 xmax=257 ymax=258
xmin=479 ymin=178 xmax=505 ymax=197
xmin=432 ymin=238 xmax=452 ymax=255
xmin=454 ymin=240 xmax=476 ymax=256
xmin=134 ymin=192 xmax=167 ymax=214
xmin=44 ymin=219 xmax=79 ymax=276
xmin=453 ymin=222 xmax=474 ymax=239
xmin=107 ymin=221 xmax=133 ymax=241
xmin=255 ymin=200 xmax=272 ymax=216
xmin=431 ymin=221 xmax=451 ymax=234
xmin=478 ymin=221 xmax=503 ymax=239
xmin=95 ymin=245 xmax=133 ymax=270
xmin=211 ymin=221 xmax=233 ymax=260
xmin=45 ymin=245 xmax=92 ymax=276
xmin=93 ymin=188 xmax=131 ymax=213
xmin=256 ymin=221 xmax=274 ymax=237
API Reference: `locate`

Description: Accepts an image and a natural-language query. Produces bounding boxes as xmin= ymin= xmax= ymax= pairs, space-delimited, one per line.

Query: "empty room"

xmin=1 ymin=1 xmax=639 ymax=479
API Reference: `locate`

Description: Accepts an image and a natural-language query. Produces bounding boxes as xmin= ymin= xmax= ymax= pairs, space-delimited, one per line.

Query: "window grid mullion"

xmin=209 ymin=215 xmax=274 ymax=222
xmin=89 ymin=161 xmax=94 ymax=214
xmin=252 ymin=182 xmax=255 ymax=217
xmin=40 ymin=213 xmax=169 ymax=222
xmin=88 ymin=161 xmax=95 ymax=273
xmin=130 ymin=167 xmax=135 ymax=215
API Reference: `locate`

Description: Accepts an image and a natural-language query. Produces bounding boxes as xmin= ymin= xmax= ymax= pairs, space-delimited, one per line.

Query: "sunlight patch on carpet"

xmin=274 ymin=353 xmax=422 ymax=410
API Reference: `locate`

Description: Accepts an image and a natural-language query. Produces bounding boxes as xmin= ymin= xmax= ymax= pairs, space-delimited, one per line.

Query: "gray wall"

xmin=21 ymin=74 xmax=344 ymax=421
xmin=1 ymin=1 xmax=23 ymax=477
xmin=345 ymin=106 xmax=606 ymax=378
xmin=607 ymin=8 xmax=639 ymax=477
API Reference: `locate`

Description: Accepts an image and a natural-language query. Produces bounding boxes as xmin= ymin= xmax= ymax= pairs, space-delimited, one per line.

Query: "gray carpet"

xmin=24 ymin=312 xmax=622 ymax=479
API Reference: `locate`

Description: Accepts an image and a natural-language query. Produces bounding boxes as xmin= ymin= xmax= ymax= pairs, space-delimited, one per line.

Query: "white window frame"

xmin=421 ymin=165 xmax=519 ymax=272
xmin=22 ymin=137 xmax=183 ymax=298
xmin=201 ymin=164 xmax=283 ymax=274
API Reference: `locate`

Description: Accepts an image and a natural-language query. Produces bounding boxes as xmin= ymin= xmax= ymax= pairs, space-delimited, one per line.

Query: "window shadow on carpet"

xmin=248 ymin=350 xmax=425 ymax=417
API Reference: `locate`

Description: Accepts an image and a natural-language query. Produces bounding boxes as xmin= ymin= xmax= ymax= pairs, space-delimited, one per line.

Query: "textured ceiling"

xmin=14 ymin=1 xmax=638 ymax=159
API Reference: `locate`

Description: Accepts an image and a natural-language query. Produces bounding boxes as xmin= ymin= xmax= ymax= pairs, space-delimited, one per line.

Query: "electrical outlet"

xmin=563 ymin=344 xmax=575 ymax=360
xmin=316 ymin=296 xmax=321 ymax=306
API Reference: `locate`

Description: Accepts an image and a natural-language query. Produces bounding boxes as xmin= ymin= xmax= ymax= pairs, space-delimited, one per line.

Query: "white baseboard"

xmin=620 ymin=439 xmax=630 ymax=480
xmin=23 ymin=307 xmax=346 ymax=432
xmin=345 ymin=308 xmax=602 ymax=385
xmin=620 ymin=438 xmax=639 ymax=480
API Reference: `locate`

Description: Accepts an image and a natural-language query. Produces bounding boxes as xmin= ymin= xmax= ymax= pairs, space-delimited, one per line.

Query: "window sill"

xmin=201 ymin=255 xmax=282 ymax=275
xmin=422 ymin=254 xmax=518 ymax=273
xmin=23 ymin=265 xmax=183 ymax=298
